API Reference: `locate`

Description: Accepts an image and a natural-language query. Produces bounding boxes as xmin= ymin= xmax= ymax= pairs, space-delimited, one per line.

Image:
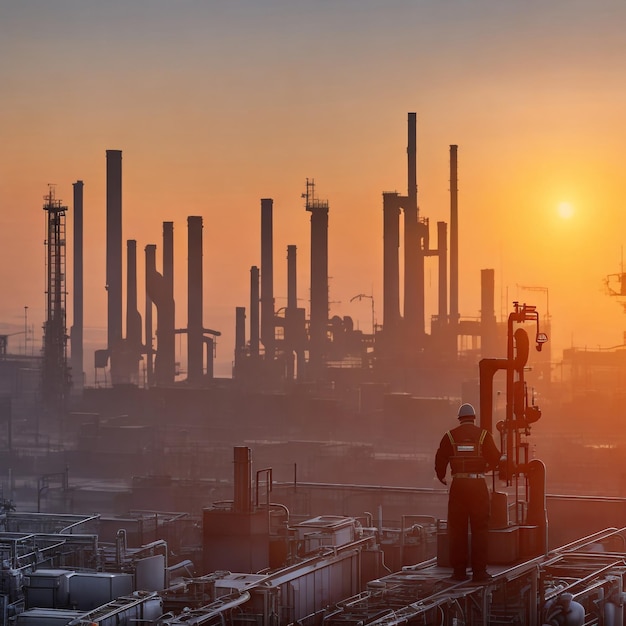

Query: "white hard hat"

xmin=457 ymin=403 xmax=476 ymax=419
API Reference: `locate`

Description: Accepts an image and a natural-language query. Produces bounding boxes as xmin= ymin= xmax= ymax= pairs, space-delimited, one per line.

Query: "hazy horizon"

xmin=3 ymin=1 xmax=626 ymax=383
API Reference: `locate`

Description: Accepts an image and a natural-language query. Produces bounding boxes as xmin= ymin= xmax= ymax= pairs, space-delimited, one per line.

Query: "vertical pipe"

xmin=403 ymin=113 xmax=423 ymax=346
xmin=383 ymin=192 xmax=401 ymax=334
xmin=449 ymin=145 xmax=459 ymax=324
xmin=437 ymin=221 xmax=448 ymax=321
xmin=145 ymin=245 xmax=155 ymax=386
xmin=145 ymin=226 xmax=176 ymax=386
xmin=250 ymin=266 xmax=260 ymax=357
xmin=188 ymin=216 xmax=204 ymax=384
xmin=286 ymin=245 xmax=297 ymax=380
xmin=287 ymin=244 xmax=297 ymax=311
xmin=233 ymin=446 xmax=252 ymax=514
xmin=235 ymin=306 xmax=246 ymax=374
xmin=126 ymin=239 xmax=142 ymax=382
xmin=162 ymin=222 xmax=175 ymax=384
xmin=205 ymin=337 xmax=214 ymax=380
xmin=481 ymin=268 xmax=498 ymax=357
xmin=106 ymin=150 xmax=123 ymax=355
xmin=407 ymin=113 xmax=417 ymax=210
xmin=71 ymin=180 xmax=84 ymax=392
xmin=308 ymin=198 xmax=329 ymax=374
xmin=260 ymin=199 xmax=275 ymax=360
xmin=163 ymin=221 xmax=174 ymax=294
xmin=527 ymin=459 xmax=548 ymax=556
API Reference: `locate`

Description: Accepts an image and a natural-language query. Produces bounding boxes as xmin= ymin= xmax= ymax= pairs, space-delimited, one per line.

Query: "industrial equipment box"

xmin=68 ymin=572 xmax=133 ymax=610
xmin=23 ymin=569 xmax=73 ymax=609
xmin=295 ymin=515 xmax=356 ymax=552
xmin=487 ymin=525 xmax=519 ymax=564
xmin=203 ymin=508 xmax=270 ymax=574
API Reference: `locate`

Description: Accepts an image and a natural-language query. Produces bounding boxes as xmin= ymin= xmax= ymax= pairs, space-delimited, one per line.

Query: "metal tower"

xmin=42 ymin=186 xmax=70 ymax=412
xmin=303 ymin=178 xmax=329 ymax=375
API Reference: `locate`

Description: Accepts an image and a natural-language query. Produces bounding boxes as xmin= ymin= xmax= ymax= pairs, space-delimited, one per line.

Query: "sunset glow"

xmin=2 ymin=2 xmax=626 ymax=380
xmin=557 ymin=202 xmax=574 ymax=219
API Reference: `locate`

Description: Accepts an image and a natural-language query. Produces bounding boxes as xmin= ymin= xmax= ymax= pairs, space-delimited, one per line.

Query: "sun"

xmin=557 ymin=201 xmax=574 ymax=219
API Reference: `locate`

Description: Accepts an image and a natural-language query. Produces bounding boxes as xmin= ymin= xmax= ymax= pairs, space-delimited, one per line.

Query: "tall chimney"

xmin=233 ymin=446 xmax=252 ymax=514
xmin=234 ymin=306 xmax=246 ymax=374
xmin=305 ymin=180 xmax=329 ymax=375
xmin=70 ymin=180 xmax=84 ymax=392
xmin=161 ymin=222 xmax=175 ymax=383
xmin=450 ymin=145 xmax=459 ymax=324
xmin=145 ymin=224 xmax=176 ymax=386
xmin=204 ymin=337 xmax=214 ymax=379
xmin=437 ymin=221 xmax=448 ymax=321
xmin=106 ymin=150 xmax=123 ymax=359
xmin=163 ymin=221 xmax=174 ymax=294
xmin=407 ymin=113 xmax=417 ymax=210
xmin=145 ymin=244 xmax=155 ymax=386
xmin=260 ymin=199 xmax=275 ymax=360
xmin=187 ymin=216 xmax=204 ymax=384
xmin=382 ymin=192 xmax=401 ymax=337
xmin=287 ymin=244 xmax=297 ymax=311
xmin=285 ymin=245 xmax=297 ymax=380
xmin=126 ymin=239 xmax=142 ymax=383
xmin=481 ymin=268 xmax=498 ymax=357
xmin=403 ymin=113 xmax=424 ymax=346
xmin=250 ymin=266 xmax=260 ymax=358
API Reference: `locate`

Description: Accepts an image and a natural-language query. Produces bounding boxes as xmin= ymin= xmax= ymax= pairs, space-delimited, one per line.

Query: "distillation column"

xmin=261 ymin=199 xmax=275 ymax=360
xmin=305 ymin=180 xmax=329 ymax=377
xmin=126 ymin=239 xmax=142 ymax=383
xmin=42 ymin=187 xmax=70 ymax=412
xmin=249 ymin=266 xmax=260 ymax=358
xmin=106 ymin=149 xmax=123 ymax=383
xmin=382 ymin=191 xmax=401 ymax=354
xmin=70 ymin=180 xmax=84 ymax=393
xmin=145 ymin=223 xmax=176 ymax=386
xmin=403 ymin=112 xmax=425 ymax=349
xmin=187 ymin=216 xmax=204 ymax=384
xmin=449 ymin=144 xmax=459 ymax=325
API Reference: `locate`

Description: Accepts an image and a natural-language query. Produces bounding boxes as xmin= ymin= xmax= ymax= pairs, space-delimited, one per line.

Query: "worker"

xmin=435 ymin=402 xmax=501 ymax=582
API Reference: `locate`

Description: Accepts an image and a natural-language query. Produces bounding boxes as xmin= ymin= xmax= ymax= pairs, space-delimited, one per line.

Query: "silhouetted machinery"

xmin=437 ymin=301 xmax=549 ymax=565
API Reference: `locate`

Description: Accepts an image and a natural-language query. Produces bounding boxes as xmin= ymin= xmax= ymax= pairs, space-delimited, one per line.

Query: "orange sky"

xmin=2 ymin=2 xmax=626 ymax=380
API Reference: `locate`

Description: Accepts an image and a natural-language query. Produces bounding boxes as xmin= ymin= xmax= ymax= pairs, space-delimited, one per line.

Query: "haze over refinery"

xmin=2 ymin=1 xmax=626 ymax=379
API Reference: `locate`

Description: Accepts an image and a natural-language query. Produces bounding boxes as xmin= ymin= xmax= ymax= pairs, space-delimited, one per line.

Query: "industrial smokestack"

xmin=250 ymin=266 xmax=260 ymax=358
xmin=126 ymin=239 xmax=142 ymax=383
xmin=163 ymin=221 xmax=174 ymax=295
xmin=260 ymin=198 xmax=275 ymax=360
xmin=403 ymin=113 xmax=424 ymax=346
xmin=305 ymin=180 xmax=329 ymax=375
xmin=286 ymin=245 xmax=297 ymax=380
xmin=204 ymin=337 xmax=214 ymax=379
xmin=407 ymin=112 xmax=417 ymax=209
xmin=233 ymin=446 xmax=252 ymax=514
xmin=287 ymin=244 xmax=297 ymax=311
xmin=187 ymin=216 xmax=204 ymax=384
xmin=383 ymin=192 xmax=401 ymax=335
xmin=437 ymin=221 xmax=448 ymax=321
xmin=161 ymin=222 xmax=175 ymax=383
xmin=70 ymin=180 xmax=84 ymax=393
xmin=450 ymin=144 xmax=459 ymax=324
xmin=481 ymin=268 xmax=498 ymax=357
xmin=145 ymin=224 xmax=176 ymax=386
xmin=234 ymin=306 xmax=246 ymax=374
xmin=145 ymin=244 xmax=155 ymax=386
xmin=106 ymin=150 xmax=123 ymax=358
